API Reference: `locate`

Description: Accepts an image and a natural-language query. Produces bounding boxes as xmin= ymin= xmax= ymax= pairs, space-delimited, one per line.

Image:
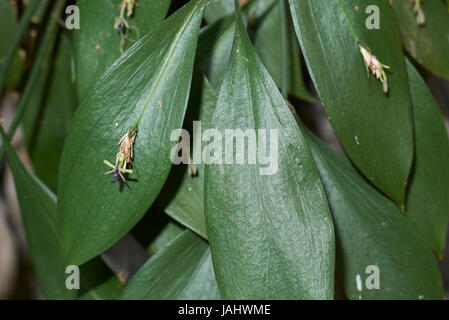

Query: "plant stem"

xmin=0 ymin=0 xmax=64 ymax=162
xmin=0 ymin=0 xmax=50 ymax=93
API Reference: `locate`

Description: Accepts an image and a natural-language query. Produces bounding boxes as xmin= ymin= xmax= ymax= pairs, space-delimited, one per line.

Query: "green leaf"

xmin=120 ymin=230 xmax=221 ymax=300
xmin=197 ymin=14 xmax=236 ymax=89
xmin=0 ymin=0 xmax=24 ymax=89
xmin=0 ymin=0 xmax=63 ymax=163
xmin=78 ymin=256 xmax=119 ymax=296
xmin=73 ymin=0 xmax=171 ymax=100
xmin=204 ymin=5 xmax=335 ymax=299
xmin=0 ymin=0 xmax=16 ymax=50
xmin=79 ymin=276 xmax=124 ymax=300
xmin=249 ymin=0 xmax=314 ymax=101
xmin=22 ymin=58 xmax=54 ymax=149
xmin=405 ymin=59 xmax=449 ymax=257
xmin=288 ymin=0 xmax=414 ymax=206
xmin=305 ymin=130 xmax=444 ymax=300
xmin=198 ymin=0 xmax=313 ymax=101
xmin=80 ymin=219 xmax=197 ymax=300
xmin=0 ymin=128 xmax=75 ymax=300
xmin=392 ymin=0 xmax=449 ymax=80
xmin=0 ymin=0 xmax=39 ymax=90
xmin=29 ymin=0 xmax=51 ymax=22
xmin=23 ymin=35 xmax=78 ymax=191
xmin=0 ymin=0 xmax=24 ymax=88
xmin=157 ymin=72 xmax=216 ymax=239
xmin=129 ymin=205 xmax=186 ymax=253
xmin=146 ymin=221 xmax=185 ymax=255
xmin=58 ymin=0 xmax=206 ymax=266
xmin=204 ymin=0 xmax=235 ymax=23
xmin=159 ymin=163 xmax=208 ymax=238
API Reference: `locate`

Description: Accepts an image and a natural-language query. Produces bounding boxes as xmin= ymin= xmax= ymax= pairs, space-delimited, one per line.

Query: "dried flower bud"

xmin=359 ymin=45 xmax=391 ymax=94
xmin=118 ymin=128 xmax=137 ymax=166
xmin=104 ymin=127 xmax=137 ymax=183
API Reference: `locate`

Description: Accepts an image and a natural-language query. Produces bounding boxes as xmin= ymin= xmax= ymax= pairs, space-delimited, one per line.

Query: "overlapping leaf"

xmin=204 ymin=4 xmax=335 ymax=299
xmin=2 ymin=129 xmax=121 ymax=299
xmin=161 ymin=64 xmax=448 ymax=299
xmin=74 ymin=0 xmax=171 ymax=99
xmin=23 ymin=35 xmax=78 ymax=191
xmin=305 ymin=130 xmax=444 ymax=300
xmin=0 ymin=0 xmax=24 ymax=89
xmin=204 ymin=0 xmax=235 ymax=23
xmin=289 ymin=0 xmax=414 ymax=206
xmin=198 ymin=0 xmax=312 ymax=101
xmin=120 ymin=230 xmax=221 ymax=300
xmin=0 ymin=128 xmax=74 ymax=300
xmin=197 ymin=12 xmax=236 ymax=90
xmin=81 ymin=220 xmax=186 ymax=300
xmin=392 ymin=0 xmax=449 ymax=80
xmin=405 ymin=60 xmax=449 ymax=257
xmin=157 ymin=72 xmax=216 ymax=239
xmin=80 ymin=277 xmax=124 ymax=300
xmin=146 ymin=222 xmax=185 ymax=254
xmin=58 ymin=0 xmax=206 ymax=266
xmin=249 ymin=0 xmax=313 ymax=101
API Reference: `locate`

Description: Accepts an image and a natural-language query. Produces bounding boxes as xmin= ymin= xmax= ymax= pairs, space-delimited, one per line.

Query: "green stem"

xmin=0 ymin=0 xmax=49 ymax=92
xmin=0 ymin=0 xmax=64 ymax=162
xmin=279 ymin=0 xmax=289 ymax=99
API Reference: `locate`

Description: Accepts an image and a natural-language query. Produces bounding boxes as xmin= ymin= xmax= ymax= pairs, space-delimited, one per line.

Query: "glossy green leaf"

xmin=204 ymin=5 xmax=335 ymax=299
xmin=73 ymin=0 xmax=171 ymax=100
xmin=305 ymin=130 xmax=444 ymax=300
xmin=58 ymin=0 xmax=206 ymax=266
xmin=0 ymin=128 xmax=75 ymax=300
xmin=197 ymin=13 xmax=235 ymax=89
xmin=289 ymin=0 xmax=414 ymax=206
xmin=204 ymin=0 xmax=235 ymax=23
xmin=23 ymin=35 xmax=78 ymax=191
xmin=405 ymin=60 xmax=449 ymax=257
xmin=249 ymin=0 xmax=314 ymax=101
xmin=120 ymin=230 xmax=221 ymax=300
xmin=159 ymin=164 xmax=208 ymax=238
xmin=198 ymin=0 xmax=313 ymax=101
xmin=196 ymin=16 xmax=235 ymax=90
xmin=392 ymin=0 xmax=449 ymax=80
xmin=157 ymin=72 xmax=216 ymax=239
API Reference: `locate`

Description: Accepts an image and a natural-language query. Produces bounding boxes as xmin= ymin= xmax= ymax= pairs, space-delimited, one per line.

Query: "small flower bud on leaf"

xmin=359 ymin=44 xmax=391 ymax=94
xmin=104 ymin=126 xmax=137 ymax=183
xmin=411 ymin=0 xmax=426 ymax=26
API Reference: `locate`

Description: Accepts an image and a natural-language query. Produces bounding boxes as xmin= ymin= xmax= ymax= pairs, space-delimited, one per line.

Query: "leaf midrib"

xmin=135 ymin=0 xmax=203 ymax=125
